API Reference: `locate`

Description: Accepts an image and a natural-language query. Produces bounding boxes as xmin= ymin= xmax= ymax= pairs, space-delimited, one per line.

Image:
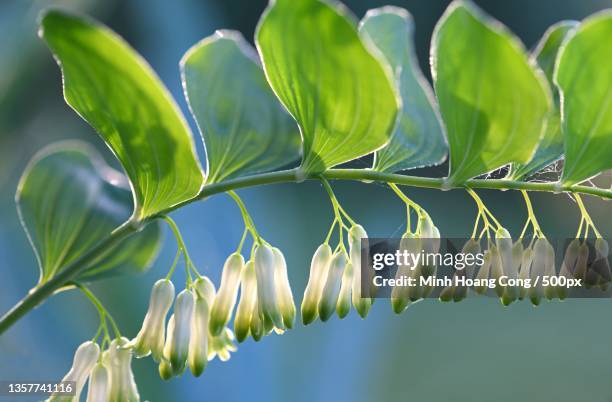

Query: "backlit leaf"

xmin=360 ymin=7 xmax=447 ymax=173
xmin=431 ymin=1 xmax=551 ymax=185
xmin=39 ymin=10 xmax=204 ymax=219
xmin=181 ymin=30 xmax=301 ymax=183
xmin=16 ymin=142 xmax=161 ymax=284
xmin=556 ymin=11 xmax=612 ymax=186
xmin=510 ymin=21 xmax=578 ymax=180
xmin=256 ymin=0 xmax=399 ymax=174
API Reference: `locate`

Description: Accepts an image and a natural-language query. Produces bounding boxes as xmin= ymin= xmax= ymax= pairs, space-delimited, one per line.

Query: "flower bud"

xmin=169 ymin=290 xmax=194 ymax=374
xmin=104 ymin=338 xmax=139 ymax=402
xmin=391 ymin=234 xmax=420 ymax=313
xmin=188 ymin=292 xmax=210 ymax=377
xmin=86 ymin=363 xmax=109 ymax=402
xmin=488 ymin=246 xmax=505 ymax=299
xmin=336 ymin=262 xmax=353 ymax=318
xmin=542 ymin=241 xmax=557 ymax=300
xmin=209 ymin=253 xmax=244 ymax=336
xmin=518 ymin=247 xmax=534 ymax=300
xmin=349 ymin=225 xmax=373 ymax=318
xmin=574 ymin=242 xmax=589 ymax=281
xmin=474 ymin=249 xmax=492 ymax=295
xmin=234 ymin=261 xmax=257 ymax=342
xmin=159 ymin=315 xmax=175 ymax=380
xmin=132 ymin=279 xmax=175 ymax=361
xmin=301 ymin=244 xmax=332 ymax=324
xmin=272 ymin=248 xmax=296 ymax=329
xmin=254 ymin=245 xmax=284 ymax=329
xmin=529 ymin=238 xmax=549 ymax=305
xmin=49 ymin=341 xmax=99 ymax=401
xmin=593 ymin=238 xmax=611 ymax=290
xmin=318 ymin=252 xmax=347 ymax=322
xmin=496 ymin=229 xmax=517 ymax=305
xmin=419 ymin=218 xmax=440 ymax=298
xmin=250 ymin=303 xmax=264 ymax=342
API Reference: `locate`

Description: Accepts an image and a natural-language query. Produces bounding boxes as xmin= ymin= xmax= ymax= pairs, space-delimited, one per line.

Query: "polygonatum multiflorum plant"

xmin=0 ymin=0 xmax=611 ymax=400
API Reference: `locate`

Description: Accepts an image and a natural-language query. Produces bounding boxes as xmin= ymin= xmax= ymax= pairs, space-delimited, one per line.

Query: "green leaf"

xmin=557 ymin=11 xmax=612 ymax=186
xmin=431 ymin=1 xmax=551 ymax=185
xmin=359 ymin=7 xmax=447 ymax=173
xmin=16 ymin=142 xmax=162 ymax=284
xmin=39 ymin=10 xmax=204 ymax=219
xmin=255 ymin=0 xmax=399 ymax=174
xmin=510 ymin=21 xmax=578 ymax=180
xmin=181 ymin=31 xmax=301 ymax=183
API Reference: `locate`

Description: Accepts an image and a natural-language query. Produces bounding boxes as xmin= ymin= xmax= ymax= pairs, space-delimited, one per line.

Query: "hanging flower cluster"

xmin=47 ymin=290 xmax=140 ymax=402
xmin=48 ymin=185 xmax=609 ymax=401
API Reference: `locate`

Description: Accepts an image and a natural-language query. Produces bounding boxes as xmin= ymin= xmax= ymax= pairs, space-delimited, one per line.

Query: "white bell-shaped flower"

xmin=132 ymin=279 xmax=175 ymax=361
xmin=495 ymin=228 xmax=518 ymax=305
xmin=209 ymin=253 xmax=244 ymax=336
xmin=234 ymin=261 xmax=257 ymax=342
xmin=249 ymin=298 xmax=264 ymax=341
xmin=168 ymin=289 xmax=194 ymax=374
xmin=104 ymin=337 xmax=139 ymax=402
xmin=48 ymin=341 xmax=99 ymax=402
xmin=349 ymin=224 xmax=372 ymax=318
xmin=254 ymin=245 xmax=284 ymax=329
xmin=391 ymin=234 xmax=421 ymax=313
xmin=529 ymin=238 xmax=551 ymax=305
xmin=188 ymin=289 xmax=210 ymax=377
xmin=336 ymin=261 xmax=353 ymax=318
xmin=518 ymin=245 xmax=534 ymax=300
xmin=86 ymin=363 xmax=109 ymax=402
xmin=159 ymin=315 xmax=175 ymax=380
xmin=318 ymin=251 xmax=347 ymax=322
xmin=272 ymin=247 xmax=296 ymax=329
xmin=301 ymin=244 xmax=332 ymax=324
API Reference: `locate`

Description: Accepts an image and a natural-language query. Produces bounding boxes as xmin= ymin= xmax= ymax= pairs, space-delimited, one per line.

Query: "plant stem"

xmin=0 ymin=222 xmax=135 ymax=335
xmin=1 ymin=167 xmax=611 ymax=335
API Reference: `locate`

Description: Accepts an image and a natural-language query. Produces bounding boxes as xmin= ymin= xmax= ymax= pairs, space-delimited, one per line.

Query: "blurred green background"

xmin=1 ymin=0 xmax=611 ymax=401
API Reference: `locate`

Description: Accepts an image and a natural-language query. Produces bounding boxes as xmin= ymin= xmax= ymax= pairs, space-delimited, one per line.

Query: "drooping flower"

xmin=131 ymin=279 xmax=175 ymax=361
xmin=86 ymin=362 xmax=109 ymax=402
xmin=209 ymin=253 xmax=244 ymax=336
xmin=496 ymin=228 xmax=519 ymax=305
xmin=301 ymin=244 xmax=332 ymax=325
xmin=104 ymin=337 xmax=140 ymax=402
xmin=391 ymin=234 xmax=420 ymax=313
xmin=168 ymin=289 xmax=195 ymax=374
xmin=587 ymin=238 xmax=611 ymax=290
xmin=529 ymin=238 xmax=552 ymax=305
xmin=336 ymin=262 xmax=353 ymax=318
xmin=416 ymin=215 xmax=440 ymax=298
xmin=249 ymin=298 xmax=264 ymax=342
xmin=518 ymin=246 xmax=534 ymax=300
xmin=272 ymin=247 xmax=296 ymax=329
xmin=188 ymin=289 xmax=210 ymax=377
xmin=159 ymin=315 xmax=175 ymax=381
xmin=234 ymin=261 xmax=257 ymax=342
xmin=474 ymin=249 xmax=493 ymax=295
xmin=440 ymin=238 xmax=481 ymax=303
xmin=254 ymin=244 xmax=284 ymax=329
xmin=318 ymin=251 xmax=347 ymax=322
xmin=349 ymin=224 xmax=372 ymax=318
xmin=48 ymin=341 xmax=99 ymax=402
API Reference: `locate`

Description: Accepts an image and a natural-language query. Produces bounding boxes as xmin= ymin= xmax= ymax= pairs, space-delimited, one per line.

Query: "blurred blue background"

xmin=1 ymin=0 xmax=612 ymax=401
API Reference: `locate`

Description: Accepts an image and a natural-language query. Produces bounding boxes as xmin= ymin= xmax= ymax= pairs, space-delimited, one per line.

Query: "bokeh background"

xmin=1 ymin=1 xmax=612 ymax=401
